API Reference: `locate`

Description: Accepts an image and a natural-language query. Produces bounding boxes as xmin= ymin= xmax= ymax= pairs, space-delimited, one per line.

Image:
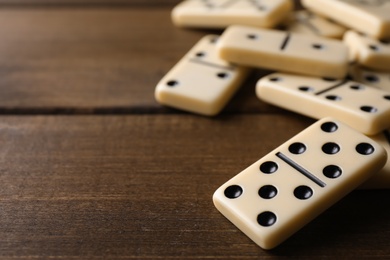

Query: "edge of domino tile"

xmin=170 ymin=0 xmax=294 ymax=29
xmin=212 ymin=117 xmax=388 ymax=249
xmin=343 ymin=30 xmax=366 ymax=63
xmin=301 ymin=0 xmax=390 ymax=39
xmin=360 ymin=129 xmax=390 ymax=189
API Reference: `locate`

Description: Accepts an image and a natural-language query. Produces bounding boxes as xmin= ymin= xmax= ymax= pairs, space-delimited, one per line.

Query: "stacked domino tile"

xmin=154 ymin=0 xmax=390 ymax=249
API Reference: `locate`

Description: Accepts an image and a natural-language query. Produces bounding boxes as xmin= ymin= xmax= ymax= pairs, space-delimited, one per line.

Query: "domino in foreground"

xmin=360 ymin=129 xmax=390 ymax=189
xmin=256 ymin=73 xmax=390 ymax=135
xmin=155 ymin=35 xmax=249 ymax=116
xmin=213 ymin=118 xmax=387 ymax=249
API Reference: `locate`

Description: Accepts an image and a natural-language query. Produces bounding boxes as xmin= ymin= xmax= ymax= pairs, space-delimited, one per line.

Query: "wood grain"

xmin=0 ymin=0 xmax=179 ymax=6
xmin=0 ymin=8 xmax=195 ymax=113
xmin=0 ymin=8 xmax=279 ymax=114
xmin=0 ymin=0 xmax=300 ymax=8
xmin=0 ymin=115 xmax=389 ymax=258
xmin=0 ymin=1 xmax=384 ymax=259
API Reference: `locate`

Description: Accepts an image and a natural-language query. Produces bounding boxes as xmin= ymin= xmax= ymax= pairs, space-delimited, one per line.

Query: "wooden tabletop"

xmin=0 ymin=1 xmax=389 ymax=259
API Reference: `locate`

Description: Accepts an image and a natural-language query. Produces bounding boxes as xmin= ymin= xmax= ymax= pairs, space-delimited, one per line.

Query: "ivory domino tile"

xmin=213 ymin=117 xmax=387 ymax=249
xmin=216 ymin=25 xmax=349 ymax=79
xmin=302 ymin=0 xmax=390 ymax=39
xmin=344 ymin=30 xmax=390 ymax=72
xmin=172 ymin=0 xmax=293 ymax=29
xmin=155 ymin=35 xmax=249 ymax=116
xmin=256 ymin=73 xmax=390 ymax=135
xmin=282 ymin=10 xmax=347 ymax=39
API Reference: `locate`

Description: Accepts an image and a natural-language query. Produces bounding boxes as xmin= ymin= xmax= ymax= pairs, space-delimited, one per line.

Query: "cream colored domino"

xmin=171 ymin=0 xmax=293 ymax=29
xmin=302 ymin=0 xmax=390 ymax=39
xmin=155 ymin=35 xmax=249 ymax=116
xmin=349 ymin=65 xmax=390 ymax=92
xmin=256 ymin=73 xmax=390 ymax=135
xmin=361 ymin=130 xmax=390 ymax=189
xmin=217 ymin=25 xmax=349 ymax=79
xmin=282 ymin=10 xmax=347 ymax=39
xmin=213 ymin=117 xmax=387 ymax=249
xmin=344 ymin=30 xmax=390 ymax=71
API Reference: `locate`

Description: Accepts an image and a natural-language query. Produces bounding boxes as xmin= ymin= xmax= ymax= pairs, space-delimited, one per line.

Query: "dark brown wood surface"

xmin=0 ymin=7 xmax=278 ymax=114
xmin=0 ymin=1 xmax=389 ymax=259
xmin=0 ymin=0 xmax=179 ymax=6
xmin=1 ymin=115 xmax=390 ymax=259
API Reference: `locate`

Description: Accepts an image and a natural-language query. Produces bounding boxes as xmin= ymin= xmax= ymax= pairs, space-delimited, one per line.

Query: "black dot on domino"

xmin=269 ymin=77 xmax=281 ymax=82
xmin=210 ymin=37 xmax=218 ymax=44
xmin=257 ymin=211 xmax=277 ymax=227
xmin=369 ymin=44 xmax=379 ymax=51
xmin=289 ymin=142 xmax=306 ymax=154
xmin=380 ymin=39 xmax=390 ymax=45
xmin=312 ymin=43 xmax=323 ymax=50
xmin=217 ymin=72 xmax=229 ymax=79
xmin=321 ymin=122 xmax=338 ymax=133
xmin=167 ymin=80 xmax=178 ymax=87
xmin=298 ymin=86 xmax=314 ymax=92
xmin=294 ymin=185 xmax=313 ymax=200
xmin=258 ymin=185 xmax=278 ymax=199
xmin=260 ymin=161 xmax=278 ymax=174
xmin=350 ymin=84 xmax=364 ymax=90
xmin=360 ymin=106 xmax=378 ymax=113
xmin=323 ymin=165 xmax=342 ymax=179
xmin=365 ymin=75 xmax=379 ymax=83
xmin=247 ymin=34 xmax=258 ymax=40
xmin=322 ymin=142 xmax=340 ymax=154
xmin=322 ymin=77 xmax=337 ymax=82
xmin=224 ymin=185 xmax=243 ymax=199
xmin=356 ymin=143 xmax=375 ymax=155
xmin=384 ymin=95 xmax=390 ymax=100
xmin=195 ymin=51 xmax=205 ymax=58
xmin=326 ymin=95 xmax=341 ymax=101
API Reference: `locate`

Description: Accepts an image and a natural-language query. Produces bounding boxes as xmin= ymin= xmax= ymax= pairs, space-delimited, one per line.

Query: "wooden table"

xmin=0 ymin=1 xmax=389 ymax=259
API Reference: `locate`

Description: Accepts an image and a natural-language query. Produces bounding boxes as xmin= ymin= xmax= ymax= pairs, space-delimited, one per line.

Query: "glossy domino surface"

xmin=256 ymin=73 xmax=390 ymax=135
xmin=349 ymin=65 xmax=390 ymax=92
xmin=172 ymin=0 xmax=293 ymax=29
xmin=155 ymin=35 xmax=249 ymax=116
xmin=361 ymin=130 xmax=390 ymax=189
xmin=213 ymin=117 xmax=387 ymax=249
xmin=344 ymin=30 xmax=390 ymax=71
xmin=217 ymin=25 xmax=349 ymax=79
xmin=282 ymin=10 xmax=347 ymax=39
xmin=302 ymin=0 xmax=390 ymax=39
